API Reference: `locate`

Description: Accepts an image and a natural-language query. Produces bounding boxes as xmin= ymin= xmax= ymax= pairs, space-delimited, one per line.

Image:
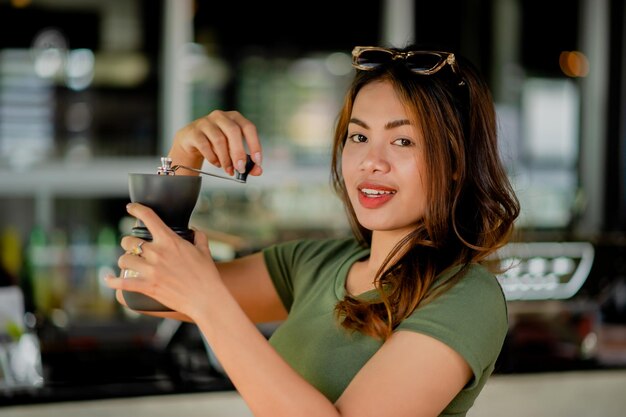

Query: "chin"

xmin=356 ymin=218 xmax=406 ymax=233
xmin=356 ymin=215 xmax=421 ymax=236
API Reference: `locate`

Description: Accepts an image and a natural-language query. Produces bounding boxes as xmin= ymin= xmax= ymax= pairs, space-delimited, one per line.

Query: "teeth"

xmin=361 ymin=188 xmax=396 ymax=196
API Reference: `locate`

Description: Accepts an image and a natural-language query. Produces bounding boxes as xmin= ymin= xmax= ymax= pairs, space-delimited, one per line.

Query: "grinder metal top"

xmin=156 ymin=155 xmax=254 ymax=183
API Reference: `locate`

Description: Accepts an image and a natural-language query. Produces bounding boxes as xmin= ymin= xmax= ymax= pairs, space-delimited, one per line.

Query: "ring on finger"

xmin=131 ymin=241 xmax=145 ymax=256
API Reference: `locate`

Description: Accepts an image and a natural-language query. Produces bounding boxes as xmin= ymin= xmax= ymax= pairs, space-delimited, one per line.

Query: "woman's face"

xmin=342 ymin=80 xmax=428 ymax=236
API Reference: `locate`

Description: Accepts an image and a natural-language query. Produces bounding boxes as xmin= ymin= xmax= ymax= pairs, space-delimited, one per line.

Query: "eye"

xmin=348 ymin=133 xmax=368 ymax=143
xmin=393 ymin=138 xmax=413 ymax=147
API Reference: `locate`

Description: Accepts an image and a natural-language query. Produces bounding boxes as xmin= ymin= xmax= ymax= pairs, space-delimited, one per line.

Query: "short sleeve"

xmin=396 ymin=264 xmax=508 ymax=390
xmin=262 ymin=237 xmax=365 ymax=312
xmin=262 ymin=239 xmax=302 ymax=311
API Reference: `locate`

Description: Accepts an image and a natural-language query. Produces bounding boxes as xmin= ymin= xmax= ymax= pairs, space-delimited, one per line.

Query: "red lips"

xmin=357 ymin=182 xmax=397 ymax=209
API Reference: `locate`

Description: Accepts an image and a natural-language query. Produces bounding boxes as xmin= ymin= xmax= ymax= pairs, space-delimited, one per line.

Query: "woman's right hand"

xmin=168 ymin=110 xmax=263 ymax=178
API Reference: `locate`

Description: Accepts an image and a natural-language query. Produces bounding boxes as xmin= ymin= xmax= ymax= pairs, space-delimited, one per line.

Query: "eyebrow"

xmin=349 ymin=117 xmax=412 ymax=130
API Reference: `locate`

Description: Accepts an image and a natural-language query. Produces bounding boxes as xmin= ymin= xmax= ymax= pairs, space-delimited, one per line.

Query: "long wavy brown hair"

xmin=332 ymin=46 xmax=520 ymax=340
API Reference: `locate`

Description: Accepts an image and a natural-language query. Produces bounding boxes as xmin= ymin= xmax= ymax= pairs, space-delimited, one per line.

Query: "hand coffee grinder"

xmin=121 ymin=155 xmax=254 ymax=311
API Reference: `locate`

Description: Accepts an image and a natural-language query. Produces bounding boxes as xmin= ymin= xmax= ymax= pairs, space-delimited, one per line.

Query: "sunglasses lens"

xmin=355 ymin=49 xmax=394 ymax=69
xmin=405 ymin=53 xmax=443 ymax=72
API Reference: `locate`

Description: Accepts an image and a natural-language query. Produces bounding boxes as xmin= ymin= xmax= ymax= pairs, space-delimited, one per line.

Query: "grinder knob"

xmin=234 ymin=154 xmax=256 ymax=183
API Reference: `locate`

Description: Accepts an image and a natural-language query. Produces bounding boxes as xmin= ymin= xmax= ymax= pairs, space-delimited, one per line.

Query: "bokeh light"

xmin=559 ymin=50 xmax=590 ymax=77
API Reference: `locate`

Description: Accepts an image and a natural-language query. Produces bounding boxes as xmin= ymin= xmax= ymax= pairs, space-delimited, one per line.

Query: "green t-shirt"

xmin=262 ymin=237 xmax=508 ymax=416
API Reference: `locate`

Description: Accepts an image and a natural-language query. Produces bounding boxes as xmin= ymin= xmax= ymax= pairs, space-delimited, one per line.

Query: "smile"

xmin=357 ymin=185 xmax=397 ymax=209
xmin=360 ymin=188 xmax=397 ymax=196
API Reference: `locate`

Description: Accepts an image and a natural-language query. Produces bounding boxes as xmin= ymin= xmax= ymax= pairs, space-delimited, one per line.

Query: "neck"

xmin=364 ymin=229 xmax=412 ymax=277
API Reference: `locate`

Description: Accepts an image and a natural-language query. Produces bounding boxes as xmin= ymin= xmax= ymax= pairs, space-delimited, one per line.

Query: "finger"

xmin=193 ymin=229 xmax=211 ymax=256
xmin=249 ymin=163 xmax=263 ymax=176
xmin=115 ymin=289 xmax=128 ymax=307
xmin=106 ymin=283 xmax=135 ymax=309
xmin=121 ymin=236 xmax=149 ymax=254
xmin=174 ymin=123 xmax=221 ymax=168
xmin=220 ymin=112 xmax=251 ymax=175
xmin=197 ymin=114 xmax=235 ymax=175
xmin=118 ymin=251 xmax=147 ymax=273
xmin=126 ymin=203 xmax=175 ymax=242
xmin=189 ymin=131 xmax=221 ymax=168
xmin=198 ymin=111 xmax=240 ymax=176
xmin=105 ymin=274 xmax=148 ymax=294
xmin=227 ymin=111 xmax=263 ymax=175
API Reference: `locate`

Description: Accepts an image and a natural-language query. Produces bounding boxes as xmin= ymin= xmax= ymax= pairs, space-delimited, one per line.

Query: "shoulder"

xmin=398 ymin=263 xmax=508 ymax=371
xmin=447 ymin=264 xmax=507 ymax=304
xmin=431 ymin=263 xmax=506 ymax=308
xmin=433 ymin=264 xmax=507 ymax=329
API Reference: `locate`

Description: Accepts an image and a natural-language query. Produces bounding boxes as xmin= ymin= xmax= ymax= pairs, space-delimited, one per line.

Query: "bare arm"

xmin=193 ymin=275 xmax=472 ymax=417
xmin=216 ymin=253 xmax=288 ymax=323
xmin=115 ymin=250 xmax=287 ymax=324
xmin=336 ymin=331 xmax=472 ymax=416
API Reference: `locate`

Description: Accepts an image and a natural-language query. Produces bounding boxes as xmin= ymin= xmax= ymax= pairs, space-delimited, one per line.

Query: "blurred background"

xmin=0 ymin=0 xmax=625 ymax=413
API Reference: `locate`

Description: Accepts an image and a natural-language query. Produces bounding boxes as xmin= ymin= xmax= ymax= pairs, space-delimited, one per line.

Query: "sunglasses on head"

xmin=351 ymin=46 xmax=465 ymax=86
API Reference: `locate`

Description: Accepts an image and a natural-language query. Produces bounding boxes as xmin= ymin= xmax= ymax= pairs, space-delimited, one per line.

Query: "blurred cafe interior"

xmin=0 ymin=0 xmax=625 ymax=415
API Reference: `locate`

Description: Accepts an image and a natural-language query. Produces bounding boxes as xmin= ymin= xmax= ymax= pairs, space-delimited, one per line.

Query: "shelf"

xmin=0 ymin=156 xmax=332 ymax=198
xmin=0 ymin=157 xmax=157 ymax=198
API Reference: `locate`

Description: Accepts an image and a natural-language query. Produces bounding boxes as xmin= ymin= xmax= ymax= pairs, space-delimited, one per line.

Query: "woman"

xmin=105 ymin=44 xmax=520 ymax=416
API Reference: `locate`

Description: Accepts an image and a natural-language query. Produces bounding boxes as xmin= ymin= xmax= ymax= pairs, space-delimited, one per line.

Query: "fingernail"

xmin=253 ymin=152 xmax=262 ymax=166
xmin=236 ymin=159 xmax=245 ymax=174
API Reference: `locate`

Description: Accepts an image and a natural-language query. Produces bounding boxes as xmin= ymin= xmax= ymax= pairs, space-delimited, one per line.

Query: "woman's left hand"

xmin=105 ymin=202 xmax=220 ymax=320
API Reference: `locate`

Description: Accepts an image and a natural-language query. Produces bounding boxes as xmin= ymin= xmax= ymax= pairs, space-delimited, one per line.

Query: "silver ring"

xmin=131 ymin=241 xmax=145 ymax=256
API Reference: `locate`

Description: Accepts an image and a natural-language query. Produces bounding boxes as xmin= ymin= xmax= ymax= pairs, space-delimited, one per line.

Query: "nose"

xmin=359 ymin=143 xmax=391 ymax=173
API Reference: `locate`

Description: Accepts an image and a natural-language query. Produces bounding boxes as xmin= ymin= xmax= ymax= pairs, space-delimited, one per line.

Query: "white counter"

xmin=3 ymin=369 xmax=626 ymax=417
xmin=1 ymin=391 xmax=252 ymax=417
